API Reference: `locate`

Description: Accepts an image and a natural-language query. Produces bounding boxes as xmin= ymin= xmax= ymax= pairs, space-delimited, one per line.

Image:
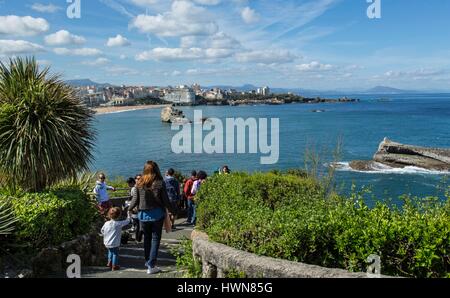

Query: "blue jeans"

xmin=141 ymin=219 xmax=164 ymax=268
xmin=187 ymin=199 xmax=196 ymax=224
xmin=107 ymin=247 xmax=119 ymax=266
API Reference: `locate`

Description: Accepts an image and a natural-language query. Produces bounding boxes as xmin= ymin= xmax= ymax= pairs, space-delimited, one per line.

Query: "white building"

xmin=258 ymin=86 xmax=271 ymax=96
xmin=164 ymin=86 xmax=196 ymax=104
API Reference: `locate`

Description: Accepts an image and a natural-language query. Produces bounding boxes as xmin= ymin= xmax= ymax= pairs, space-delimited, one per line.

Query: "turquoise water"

xmin=92 ymin=93 xmax=450 ymax=202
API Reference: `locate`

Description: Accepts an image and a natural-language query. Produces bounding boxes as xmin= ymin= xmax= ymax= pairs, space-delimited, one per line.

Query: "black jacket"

xmin=128 ymin=180 xmax=175 ymax=214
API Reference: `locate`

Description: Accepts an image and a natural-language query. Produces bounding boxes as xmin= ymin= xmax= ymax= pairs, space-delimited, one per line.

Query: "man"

xmin=183 ymin=171 xmax=197 ymax=225
xmin=126 ymin=175 xmax=143 ymax=242
xmin=164 ymin=168 xmax=181 ymax=229
xmin=93 ymin=173 xmax=116 ymax=217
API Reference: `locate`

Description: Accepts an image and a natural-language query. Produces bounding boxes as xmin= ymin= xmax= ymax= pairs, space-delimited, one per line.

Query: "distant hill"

xmin=66 ymin=79 xmax=113 ymax=88
xmin=365 ymin=86 xmax=414 ymax=94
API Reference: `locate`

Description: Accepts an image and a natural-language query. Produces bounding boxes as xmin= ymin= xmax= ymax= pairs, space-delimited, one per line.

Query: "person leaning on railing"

xmin=93 ymin=173 xmax=116 ymax=217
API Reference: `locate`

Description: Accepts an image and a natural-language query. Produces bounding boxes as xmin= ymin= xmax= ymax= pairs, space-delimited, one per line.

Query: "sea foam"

xmin=333 ymin=162 xmax=450 ymax=175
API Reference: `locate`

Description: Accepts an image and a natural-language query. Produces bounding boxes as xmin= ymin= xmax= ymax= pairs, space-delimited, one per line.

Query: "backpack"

xmin=165 ymin=177 xmax=180 ymax=201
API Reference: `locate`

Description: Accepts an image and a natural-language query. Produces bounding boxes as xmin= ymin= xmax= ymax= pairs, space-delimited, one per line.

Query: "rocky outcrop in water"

xmin=349 ymin=138 xmax=450 ymax=172
xmin=161 ymin=106 xmax=191 ymax=124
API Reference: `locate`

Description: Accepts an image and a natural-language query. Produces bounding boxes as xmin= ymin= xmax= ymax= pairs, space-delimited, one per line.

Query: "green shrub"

xmin=2 ymin=188 xmax=98 ymax=249
xmin=196 ymin=173 xmax=450 ymax=278
xmin=172 ymin=238 xmax=202 ymax=278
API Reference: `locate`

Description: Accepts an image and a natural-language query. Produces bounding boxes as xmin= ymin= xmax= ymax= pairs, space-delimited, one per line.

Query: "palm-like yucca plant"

xmin=0 ymin=199 xmax=17 ymax=235
xmin=0 ymin=57 xmax=96 ymax=192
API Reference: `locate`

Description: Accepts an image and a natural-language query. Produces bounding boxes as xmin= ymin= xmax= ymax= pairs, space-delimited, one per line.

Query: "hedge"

xmin=196 ymin=172 xmax=450 ymax=278
xmin=1 ymin=187 xmax=98 ymax=249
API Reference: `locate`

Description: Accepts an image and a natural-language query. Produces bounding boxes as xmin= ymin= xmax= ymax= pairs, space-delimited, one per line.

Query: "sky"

xmin=0 ymin=0 xmax=450 ymax=90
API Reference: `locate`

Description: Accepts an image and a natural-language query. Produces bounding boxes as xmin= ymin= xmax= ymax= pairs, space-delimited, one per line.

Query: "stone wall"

xmin=191 ymin=230 xmax=390 ymax=278
xmin=32 ymin=230 xmax=106 ymax=277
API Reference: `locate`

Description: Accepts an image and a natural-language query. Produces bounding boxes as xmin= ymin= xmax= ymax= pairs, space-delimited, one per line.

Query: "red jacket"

xmin=183 ymin=178 xmax=197 ymax=200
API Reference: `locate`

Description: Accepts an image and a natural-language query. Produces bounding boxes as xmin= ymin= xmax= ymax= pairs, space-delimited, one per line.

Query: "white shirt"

xmin=101 ymin=219 xmax=131 ymax=248
xmin=93 ymin=181 xmax=114 ymax=203
xmin=191 ymin=180 xmax=203 ymax=195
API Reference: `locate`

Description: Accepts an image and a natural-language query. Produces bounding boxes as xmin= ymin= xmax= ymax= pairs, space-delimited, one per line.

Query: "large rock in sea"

xmin=373 ymin=138 xmax=450 ymax=171
xmin=161 ymin=106 xmax=191 ymax=124
xmin=349 ymin=138 xmax=450 ymax=171
xmin=161 ymin=106 xmax=173 ymax=123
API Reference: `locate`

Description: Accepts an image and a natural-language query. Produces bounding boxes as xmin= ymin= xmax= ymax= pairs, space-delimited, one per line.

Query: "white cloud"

xmin=136 ymin=47 xmax=235 ymax=61
xmin=120 ymin=54 xmax=127 ymax=59
xmin=107 ymin=34 xmax=131 ymax=47
xmin=0 ymin=15 xmax=50 ymax=36
xmin=384 ymin=69 xmax=446 ymax=80
xmin=129 ymin=0 xmax=159 ymax=7
xmin=105 ymin=66 xmax=140 ymax=76
xmin=171 ymin=70 xmax=182 ymax=76
xmin=54 ymin=48 xmax=103 ymax=56
xmin=192 ymin=0 xmax=222 ymax=5
xmin=45 ymin=30 xmax=86 ymax=46
xmin=296 ymin=61 xmax=334 ymax=71
xmin=241 ymin=7 xmax=259 ymax=24
xmin=130 ymin=1 xmax=218 ymax=37
xmin=0 ymin=39 xmax=45 ymax=55
xmin=31 ymin=3 xmax=62 ymax=13
xmin=181 ymin=32 xmax=241 ymax=50
xmin=82 ymin=58 xmax=110 ymax=66
xmin=235 ymin=49 xmax=297 ymax=64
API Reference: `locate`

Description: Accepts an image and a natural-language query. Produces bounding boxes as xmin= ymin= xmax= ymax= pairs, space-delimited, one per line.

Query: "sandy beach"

xmin=93 ymin=104 xmax=170 ymax=115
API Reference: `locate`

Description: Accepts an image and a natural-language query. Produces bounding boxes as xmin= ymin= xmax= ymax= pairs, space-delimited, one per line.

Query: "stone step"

xmin=82 ymin=266 xmax=184 ymax=278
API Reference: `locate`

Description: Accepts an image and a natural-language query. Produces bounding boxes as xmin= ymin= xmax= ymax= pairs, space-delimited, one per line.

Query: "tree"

xmin=0 ymin=57 xmax=96 ymax=192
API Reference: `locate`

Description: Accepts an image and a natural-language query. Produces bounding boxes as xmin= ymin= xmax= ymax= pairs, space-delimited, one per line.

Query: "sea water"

xmin=92 ymin=93 xmax=450 ymax=203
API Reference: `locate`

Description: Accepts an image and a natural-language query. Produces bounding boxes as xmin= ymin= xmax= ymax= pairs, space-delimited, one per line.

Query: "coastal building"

xmin=109 ymin=96 xmax=135 ymax=106
xmin=192 ymin=83 xmax=202 ymax=96
xmin=257 ymin=86 xmax=271 ymax=96
xmin=204 ymin=88 xmax=224 ymax=101
xmin=164 ymin=86 xmax=196 ymax=104
xmin=81 ymin=92 xmax=106 ymax=107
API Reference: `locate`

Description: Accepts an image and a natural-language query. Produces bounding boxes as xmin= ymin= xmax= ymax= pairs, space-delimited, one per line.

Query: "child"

xmin=101 ymin=207 xmax=131 ymax=271
xmin=93 ymin=173 xmax=116 ymax=216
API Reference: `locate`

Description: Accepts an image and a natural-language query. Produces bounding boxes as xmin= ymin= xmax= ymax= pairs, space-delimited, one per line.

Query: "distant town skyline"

xmin=1 ymin=1 xmax=450 ymax=91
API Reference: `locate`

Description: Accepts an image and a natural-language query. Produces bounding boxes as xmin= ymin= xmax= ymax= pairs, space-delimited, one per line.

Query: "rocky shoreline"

xmin=346 ymin=138 xmax=450 ymax=172
xmin=202 ymin=96 xmax=359 ymax=106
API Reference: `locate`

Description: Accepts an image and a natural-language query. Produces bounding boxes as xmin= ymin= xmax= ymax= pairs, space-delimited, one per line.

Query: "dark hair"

xmin=167 ymin=168 xmax=175 ymax=176
xmin=108 ymin=207 xmax=121 ymax=220
xmin=135 ymin=174 xmax=142 ymax=179
xmin=127 ymin=177 xmax=135 ymax=185
xmin=191 ymin=170 xmax=197 ymax=177
xmin=197 ymin=171 xmax=207 ymax=180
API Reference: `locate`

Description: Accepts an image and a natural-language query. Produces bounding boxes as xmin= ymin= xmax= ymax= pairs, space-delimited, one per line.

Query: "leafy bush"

xmin=172 ymin=238 xmax=202 ymax=278
xmin=196 ymin=173 xmax=450 ymax=278
xmin=1 ymin=188 xmax=98 ymax=249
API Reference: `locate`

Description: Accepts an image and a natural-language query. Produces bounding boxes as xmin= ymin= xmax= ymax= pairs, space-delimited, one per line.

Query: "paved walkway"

xmin=82 ymin=219 xmax=193 ymax=278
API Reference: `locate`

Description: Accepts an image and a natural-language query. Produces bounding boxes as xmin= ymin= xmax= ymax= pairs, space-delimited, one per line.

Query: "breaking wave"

xmin=332 ymin=162 xmax=450 ymax=175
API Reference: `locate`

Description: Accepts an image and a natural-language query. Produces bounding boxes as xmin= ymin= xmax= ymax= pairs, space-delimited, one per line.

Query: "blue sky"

xmin=1 ymin=0 xmax=450 ymax=90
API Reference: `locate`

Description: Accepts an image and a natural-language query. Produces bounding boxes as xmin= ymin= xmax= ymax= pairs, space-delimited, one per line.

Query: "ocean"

xmin=92 ymin=93 xmax=450 ymax=204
